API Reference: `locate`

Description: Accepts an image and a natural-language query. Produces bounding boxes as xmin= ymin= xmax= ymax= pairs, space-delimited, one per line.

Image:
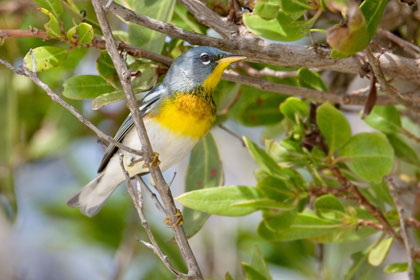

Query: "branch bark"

xmin=91 ymin=1 xmax=203 ymax=278
xmin=3 ymin=28 xmax=420 ymax=106
xmin=386 ymin=176 xmax=414 ymax=280
xmin=106 ymin=0 xmax=420 ymax=85
xmin=118 ymin=154 xmax=188 ymax=278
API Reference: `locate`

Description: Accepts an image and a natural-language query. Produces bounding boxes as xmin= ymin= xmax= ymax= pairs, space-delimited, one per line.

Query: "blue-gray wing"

xmin=97 ymin=84 xmax=166 ymax=172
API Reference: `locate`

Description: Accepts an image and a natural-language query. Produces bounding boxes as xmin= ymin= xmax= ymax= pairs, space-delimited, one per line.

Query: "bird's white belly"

xmin=121 ymin=117 xmax=198 ymax=176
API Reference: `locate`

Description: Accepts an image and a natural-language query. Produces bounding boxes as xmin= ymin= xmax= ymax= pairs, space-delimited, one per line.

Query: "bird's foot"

xmin=142 ymin=152 xmax=161 ymax=168
xmin=128 ymin=156 xmax=144 ymax=167
xmin=164 ymin=209 xmax=183 ymax=227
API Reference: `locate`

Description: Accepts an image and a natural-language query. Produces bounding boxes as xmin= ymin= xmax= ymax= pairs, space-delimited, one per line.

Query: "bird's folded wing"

xmin=97 ymin=84 xmax=167 ymax=173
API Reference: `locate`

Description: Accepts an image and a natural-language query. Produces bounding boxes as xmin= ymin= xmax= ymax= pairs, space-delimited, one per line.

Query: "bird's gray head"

xmin=163 ymin=46 xmax=246 ymax=93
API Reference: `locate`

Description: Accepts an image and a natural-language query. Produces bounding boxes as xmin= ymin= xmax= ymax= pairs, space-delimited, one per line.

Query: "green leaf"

xmin=67 ymin=23 xmax=94 ymax=44
xmin=314 ymin=194 xmax=345 ymax=220
xmin=243 ymin=11 xmax=315 ymax=42
xmin=128 ymin=0 xmax=176 ymax=52
xmin=243 ymin=137 xmax=283 ymax=178
xmin=238 ymin=93 xmax=286 ymax=126
xmin=339 ymin=133 xmax=394 ymax=183
xmin=327 ymin=4 xmax=370 ymax=58
xmin=297 ymin=68 xmax=328 ymax=92
xmin=371 ymin=181 xmax=393 ymax=206
xmin=91 ymin=90 xmax=125 ymax=110
xmin=183 ymin=133 xmax=224 ymax=238
xmin=258 ymin=210 xmax=343 ymax=241
xmin=176 ymin=186 xmax=263 ymax=216
xmin=66 ymin=25 xmax=77 ymax=42
xmin=250 ymin=246 xmax=272 ymax=280
xmin=387 ymin=134 xmax=420 ymax=165
xmin=34 ymin=0 xmax=63 ymax=18
xmin=40 ymin=8 xmax=61 ymax=38
xmin=24 ymin=46 xmax=68 ymax=72
xmin=172 ymin=4 xmax=206 ymax=33
xmin=96 ymin=51 xmax=120 ymax=89
xmin=76 ymin=23 xmax=94 ymax=44
xmin=359 ymin=0 xmax=388 ymax=37
xmin=280 ymin=0 xmax=314 ymax=19
xmin=129 ymin=61 xmax=157 ymax=90
xmin=316 ymin=103 xmax=351 ymax=154
xmin=233 ymin=198 xmax=295 ymax=210
xmin=262 ymin=209 xmax=297 ymax=231
xmin=364 ymin=106 xmax=401 ymax=134
xmin=384 ymin=262 xmax=408 ymax=274
xmin=344 ymin=250 xmax=371 ymax=280
xmin=242 ymin=262 xmax=267 ymax=280
xmin=279 ymin=97 xmax=309 ymax=124
xmin=368 ymin=237 xmax=393 ymax=266
xmin=254 ymin=0 xmax=280 ymax=20
xmin=63 ymin=75 xmax=115 ymax=100
xmin=257 ymin=175 xmax=294 ymax=201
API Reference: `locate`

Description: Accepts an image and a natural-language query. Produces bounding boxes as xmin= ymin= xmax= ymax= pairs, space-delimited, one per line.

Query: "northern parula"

xmin=67 ymin=46 xmax=246 ymax=217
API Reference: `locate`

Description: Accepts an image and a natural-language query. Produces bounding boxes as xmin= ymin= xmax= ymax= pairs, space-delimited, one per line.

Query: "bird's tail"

xmin=67 ymin=169 xmax=122 ymax=217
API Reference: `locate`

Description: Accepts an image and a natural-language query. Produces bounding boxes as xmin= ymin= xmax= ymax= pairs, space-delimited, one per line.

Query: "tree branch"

xmin=177 ymin=0 xmax=236 ymax=38
xmin=91 ymin=1 xmax=203 ymax=278
xmin=106 ymin=0 xmax=420 ymax=85
xmin=386 ymin=176 xmax=414 ymax=280
xmin=331 ymin=167 xmax=403 ymax=244
xmin=118 ymin=154 xmax=187 ymax=278
xmin=0 ymin=57 xmax=143 ymax=157
xmin=365 ymin=46 xmax=420 ymax=117
xmin=3 ymin=28 xmax=420 ymax=106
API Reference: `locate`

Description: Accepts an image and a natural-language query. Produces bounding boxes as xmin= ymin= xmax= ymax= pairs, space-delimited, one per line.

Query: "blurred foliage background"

xmin=1 ymin=0 xmax=420 ymax=279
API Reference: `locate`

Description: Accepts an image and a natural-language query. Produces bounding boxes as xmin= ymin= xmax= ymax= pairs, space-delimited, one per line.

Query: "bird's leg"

xmin=128 ymin=156 xmax=144 ymax=167
xmin=164 ymin=209 xmax=184 ymax=227
xmin=142 ymin=152 xmax=161 ymax=168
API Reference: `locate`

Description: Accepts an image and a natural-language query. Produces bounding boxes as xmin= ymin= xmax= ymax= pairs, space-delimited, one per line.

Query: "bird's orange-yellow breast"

xmin=150 ymin=93 xmax=216 ymax=140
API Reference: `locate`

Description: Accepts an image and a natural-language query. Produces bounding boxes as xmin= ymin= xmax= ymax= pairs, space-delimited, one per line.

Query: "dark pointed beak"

xmin=216 ymin=54 xmax=247 ymax=64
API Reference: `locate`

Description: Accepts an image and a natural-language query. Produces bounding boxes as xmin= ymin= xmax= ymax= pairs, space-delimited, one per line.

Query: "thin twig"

xmin=177 ymin=0 xmax=236 ymax=39
xmin=406 ymin=217 xmax=420 ymax=229
xmin=331 ymin=167 xmax=403 ymax=244
xmin=0 ymin=57 xmax=143 ymax=157
xmin=91 ymin=1 xmax=203 ymax=278
xmin=138 ymin=176 xmax=167 ymax=215
xmin=365 ymin=46 xmax=420 ymax=118
xmin=386 ymin=176 xmax=414 ymax=280
xmin=378 ymin=28 xmax=420 ymax=58
xmin=401 ymin=128 xmax=420 ymax=144
xmin=118 ymin=154 xmax=187 ymax=278
xmin=218 ymin=124 xmax=245 ymax=146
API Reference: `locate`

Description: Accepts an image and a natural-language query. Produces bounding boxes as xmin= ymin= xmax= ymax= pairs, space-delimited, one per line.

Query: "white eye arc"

xmin=200 ymin=53 xmax=211 ymax=65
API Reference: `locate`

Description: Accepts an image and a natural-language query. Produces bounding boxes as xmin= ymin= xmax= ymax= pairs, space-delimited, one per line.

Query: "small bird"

xmin=67 ymin=46 xmax=246 ymax=217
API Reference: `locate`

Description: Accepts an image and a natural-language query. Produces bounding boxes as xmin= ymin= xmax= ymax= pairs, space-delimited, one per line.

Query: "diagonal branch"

xmin=118 ymin=154 xmax=188 ymax=278
xmin=3 ymin=28 xmax=420 ymax=107
xmin=177 ymin=0 xmax=237 ymax=38
xmin=0 ymin=57 xmax=143 ymax=157
xmin=105 ymin=0 xmax=420 ymax=85
xmin=365 ymin=46 xmax=420 ymax=118
xmin=91 ymin=1 xmax=203 ymax=278
xmin=386 ymin=176 xmax=414 ymax=280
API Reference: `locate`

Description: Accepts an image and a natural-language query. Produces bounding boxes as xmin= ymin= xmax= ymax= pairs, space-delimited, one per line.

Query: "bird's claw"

xmin=142 ymin=152 xmax=160 ymax=168
xmin=164 ymin=209 xmax=183 ymax=227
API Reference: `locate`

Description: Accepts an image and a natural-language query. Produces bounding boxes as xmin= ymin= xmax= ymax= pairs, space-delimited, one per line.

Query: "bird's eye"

xmin=200 ymin=53 xmax=210 ymax=65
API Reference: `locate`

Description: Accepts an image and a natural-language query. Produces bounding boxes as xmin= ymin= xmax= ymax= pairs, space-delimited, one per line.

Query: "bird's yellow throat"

xmin=150 ymin=56 xmax=245 ymax=139
xmin=150 ymin=92 xmax=216 ymax=139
